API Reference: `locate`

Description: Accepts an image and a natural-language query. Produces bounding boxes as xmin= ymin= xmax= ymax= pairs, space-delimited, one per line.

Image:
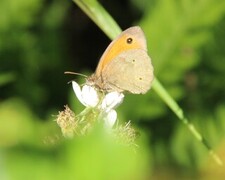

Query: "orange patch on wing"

xmin=95 ymin=34 xmax=142 ymax=76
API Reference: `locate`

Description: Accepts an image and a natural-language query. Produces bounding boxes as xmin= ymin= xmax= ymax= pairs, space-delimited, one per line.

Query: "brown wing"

xmin=95 ymin=26 xmax=147 ymax=77
xmin=101 ymin=49 xmax=154 ymax=94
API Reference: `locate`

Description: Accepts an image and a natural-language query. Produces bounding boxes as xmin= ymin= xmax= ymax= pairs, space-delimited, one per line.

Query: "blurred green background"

xmin=1 ymin=0 xmax=225 ymax=179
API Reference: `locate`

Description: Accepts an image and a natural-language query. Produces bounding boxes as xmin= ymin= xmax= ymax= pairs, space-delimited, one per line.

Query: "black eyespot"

xmin=132 ymin=59 xmax=136 ymax=63
xmin=126 ymin=37 xmax=133 ymax=44
xmin=139 ymin=77 xmax=143 ymax=80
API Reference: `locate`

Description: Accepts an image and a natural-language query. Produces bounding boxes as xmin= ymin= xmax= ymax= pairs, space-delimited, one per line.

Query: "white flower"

xmin=103 ymin=110 xmax=117 ymax=127
xmin=72 ymin=81 xmax=124 ymax=127
xmin=72 ymin=81 xmax=99 ymax=107
xmin=101 ymin=92 xmax=124 ymax=112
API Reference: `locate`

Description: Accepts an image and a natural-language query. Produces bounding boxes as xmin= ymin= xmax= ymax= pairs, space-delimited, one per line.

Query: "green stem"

xmin=152 ymin=78 xmax=223 ymax=165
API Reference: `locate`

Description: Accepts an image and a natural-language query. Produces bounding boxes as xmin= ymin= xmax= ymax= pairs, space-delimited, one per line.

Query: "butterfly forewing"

xmin=101 ymin=49 xmax=153 ymax=94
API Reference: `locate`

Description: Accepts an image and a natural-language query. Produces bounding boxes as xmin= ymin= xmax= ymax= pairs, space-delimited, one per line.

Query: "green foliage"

xmin=0 ymin=0 xmax=70 ymax=115
xmin=125 ymin=0 xmax=225 ymax=119
xmin=63 ymin=128 xmax=151 ymax=180
xmin=0 ymin=100 xmax=151 ymax=179
xmin=1 ymin=0 xmax=225 ymax=179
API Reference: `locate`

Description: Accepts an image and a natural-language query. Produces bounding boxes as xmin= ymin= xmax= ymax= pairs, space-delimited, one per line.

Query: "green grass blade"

xmin=73 ymin=0 xmax=121 ymax=39
xmin=72 ymin=0 xmax=223 ymax=165
xmin=152 ymin=78 xmax=223 ymax=166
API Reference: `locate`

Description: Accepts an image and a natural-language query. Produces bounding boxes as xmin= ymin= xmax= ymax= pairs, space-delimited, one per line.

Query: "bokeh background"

xmin=1 ymin=0 xmax=225 ymax=179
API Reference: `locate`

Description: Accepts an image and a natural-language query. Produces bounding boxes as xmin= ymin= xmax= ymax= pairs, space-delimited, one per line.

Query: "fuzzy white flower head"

xmin=72 ymin=81 xmax=124 ymax=127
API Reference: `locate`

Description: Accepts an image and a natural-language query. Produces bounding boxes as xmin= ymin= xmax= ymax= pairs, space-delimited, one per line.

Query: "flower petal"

xmin=72 ymin=81 xmax=99 ymax=107
xmin=101 ymin=92 xmax=124 ymax=112
xmin=72 ymin=81 xmax=87 ymax=106
xmin=104 ymin=110 xmax=117 ymax=127
xmin=81 ymin=85 xmax=99 ymax=107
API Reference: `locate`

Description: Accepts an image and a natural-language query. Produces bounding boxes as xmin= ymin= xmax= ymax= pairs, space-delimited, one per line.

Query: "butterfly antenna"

xmin=64 ymin=71 xmax=88 ymax=78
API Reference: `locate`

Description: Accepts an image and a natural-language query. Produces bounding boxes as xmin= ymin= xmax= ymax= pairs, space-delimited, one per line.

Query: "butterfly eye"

xmin=126 ymin=37 xmax=133 ymax=44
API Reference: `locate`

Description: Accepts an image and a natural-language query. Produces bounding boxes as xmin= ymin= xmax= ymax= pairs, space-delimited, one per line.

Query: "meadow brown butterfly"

xmin=87 ymin=26 xmax=154 ymax=94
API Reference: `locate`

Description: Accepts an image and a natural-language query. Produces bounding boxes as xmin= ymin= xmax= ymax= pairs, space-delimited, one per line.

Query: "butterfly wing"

xmin=101 ymin=49 xmax=154 ymax=94
xmin=95 ymin=26 xmax=147 ymax=77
